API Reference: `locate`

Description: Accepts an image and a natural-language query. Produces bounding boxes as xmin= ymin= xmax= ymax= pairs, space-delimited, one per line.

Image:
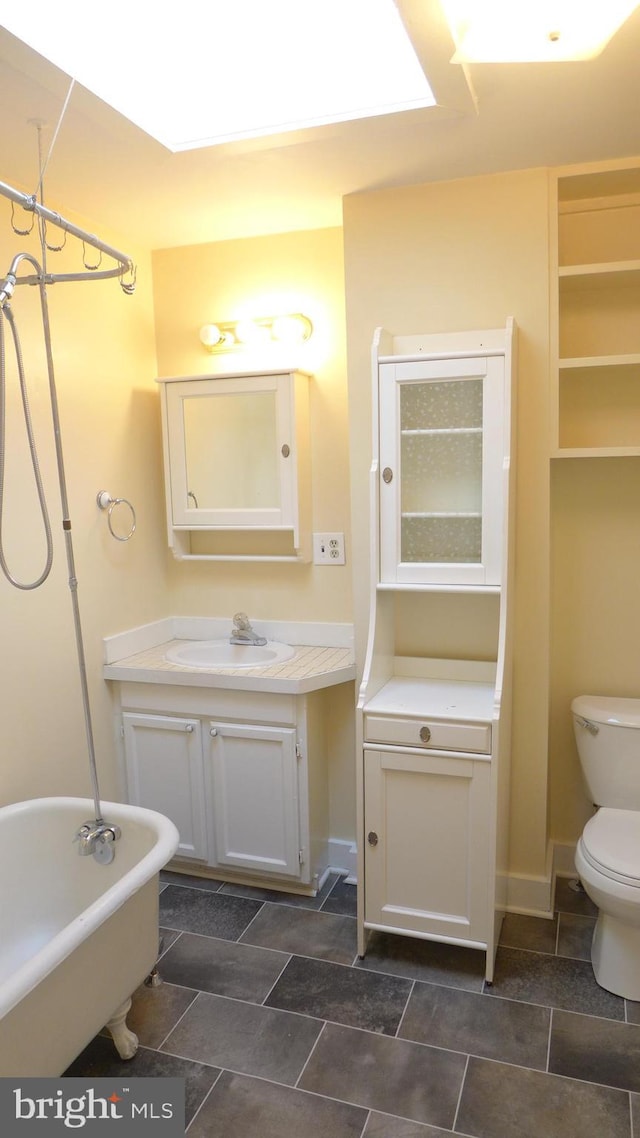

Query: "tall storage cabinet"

xmin=357 ymin=322 xmax=516 ymax=983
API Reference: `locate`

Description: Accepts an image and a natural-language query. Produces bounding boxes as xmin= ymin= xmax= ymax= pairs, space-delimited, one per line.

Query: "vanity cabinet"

xmin=157 ymin=369 xmax=311 ymax=561
xmin=117 ymin=682 xmax=329 ymax=892
xmin=357 ymin=323 xmax=516 ymax=983
xmin=552 ymin=160 xmax=640 ymax=456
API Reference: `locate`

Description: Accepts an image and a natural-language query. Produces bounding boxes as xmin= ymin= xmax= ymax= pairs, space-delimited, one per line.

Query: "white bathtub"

xmin=0 ymin=796 xmax=179 ymax=1077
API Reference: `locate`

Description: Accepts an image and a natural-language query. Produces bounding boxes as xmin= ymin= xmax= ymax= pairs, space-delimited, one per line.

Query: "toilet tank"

xmin=572 ymin=695 xmax=640 ymax=810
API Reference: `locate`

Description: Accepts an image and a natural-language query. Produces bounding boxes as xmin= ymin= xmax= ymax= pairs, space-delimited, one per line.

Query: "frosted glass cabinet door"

xmin=379 ymin=356 xmax=505 ymax=584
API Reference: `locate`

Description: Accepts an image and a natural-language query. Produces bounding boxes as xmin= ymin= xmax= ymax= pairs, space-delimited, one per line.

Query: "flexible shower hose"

xmin=0 ymin=299 xmax=54 ymax=588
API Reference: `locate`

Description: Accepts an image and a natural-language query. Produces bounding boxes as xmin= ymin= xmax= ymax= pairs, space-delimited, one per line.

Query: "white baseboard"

xmin=327 ymin=838 xmax=357 ymax=882
xmin=505 ymin=840 xmax=578 ymax=918
xmin=552 ymin=841 xmax=578 ymax=879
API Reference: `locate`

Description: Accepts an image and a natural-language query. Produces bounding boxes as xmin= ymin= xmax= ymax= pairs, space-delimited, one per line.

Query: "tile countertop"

xmin=103 ymin=641 xmax=356 ymax=695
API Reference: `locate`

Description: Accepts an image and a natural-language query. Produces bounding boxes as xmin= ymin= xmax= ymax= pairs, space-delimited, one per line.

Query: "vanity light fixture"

xmin=199 ymin=314 xmax=313 ymax=353
xmin=441 ymin=0 xmax=639 ymax=62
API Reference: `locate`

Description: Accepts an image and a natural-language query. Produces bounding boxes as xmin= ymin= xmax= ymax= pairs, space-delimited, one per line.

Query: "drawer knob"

xmin=382 ymin=467 xmax=393 ymax=484
xmin=419 ymin=725 xmax=432 ymax=743
xmin=210 ymin=727 xmax=218 ymax=737
xmin=367 ymin=831 xmax=379 ymax=846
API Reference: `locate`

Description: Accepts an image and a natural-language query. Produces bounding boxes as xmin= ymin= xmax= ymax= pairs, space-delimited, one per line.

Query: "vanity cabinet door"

xmin=205 ymin=723 xmax=300 ymax=878
xmin=363 ymin=746 xmax=491 ymax=944
xmin=122 ymin=712 xmax=208 ymax=861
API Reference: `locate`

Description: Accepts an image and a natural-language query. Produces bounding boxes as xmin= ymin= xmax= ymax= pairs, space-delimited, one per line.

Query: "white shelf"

xmin=376 ymin=581 xmax=501 ymax=594
xmin=401 ymin=427 xmax=482 ymax=437
xmin=402 ymin=512 xmax=482 ymax=519
xmin=559 ymin=353 xmax=640 ymax=370
xmin=552 ymin=447 xmax=640 ymax=459
xmin=559 ymin=260 xmax=640 ymax=291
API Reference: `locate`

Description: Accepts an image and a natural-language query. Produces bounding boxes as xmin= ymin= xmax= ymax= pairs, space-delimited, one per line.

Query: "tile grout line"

xmin=546 ymin=1007 xmax=554 ymax=1074
xmin=153 ymin=988 xmax=202 ymax=1053
xmin=259 ymin=953 xmax=294 ymax=1007
xmin=394 ymin=979 xmax=417 ymax=1039
xmin=184 ymin=1066 xmax=224 ymax=1133
xmin=293 ymin=1019 xmax=329 ymax=1090
xmin=451 ymin=1052 xmax=471 ymax=1135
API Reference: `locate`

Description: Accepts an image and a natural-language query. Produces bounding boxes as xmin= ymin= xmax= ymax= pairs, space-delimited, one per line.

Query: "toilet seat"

xmin=580 ymin=808 xmax=640 ymax=888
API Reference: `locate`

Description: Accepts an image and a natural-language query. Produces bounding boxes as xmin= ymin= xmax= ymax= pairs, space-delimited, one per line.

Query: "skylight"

xmin=1 ymin=1 xmax=435 ymax=151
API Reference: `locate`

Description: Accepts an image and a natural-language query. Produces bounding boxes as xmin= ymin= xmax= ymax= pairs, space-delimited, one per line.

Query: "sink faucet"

xmin=230 ymin=612 xmax=267 ymax=646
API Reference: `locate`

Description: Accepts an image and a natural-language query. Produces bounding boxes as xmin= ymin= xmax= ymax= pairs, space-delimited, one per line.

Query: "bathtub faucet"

xmin=229 ymin=612 xmax=267 ymax=646
xmin=74 ymin=819 xmax=122 ymax=865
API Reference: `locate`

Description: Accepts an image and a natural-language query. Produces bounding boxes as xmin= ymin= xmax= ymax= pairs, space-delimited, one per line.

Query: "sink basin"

xmin=165 ymin=639 xmax=296 ymax=670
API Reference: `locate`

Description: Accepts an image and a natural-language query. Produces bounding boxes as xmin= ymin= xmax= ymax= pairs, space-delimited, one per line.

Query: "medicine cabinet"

xmin=357 ymin=321 xmax=516 ymax=984
xmin=551 ymin=159 xmax=640 ymax=457
xmin=157 ymin=369 xmax=311 ymax=561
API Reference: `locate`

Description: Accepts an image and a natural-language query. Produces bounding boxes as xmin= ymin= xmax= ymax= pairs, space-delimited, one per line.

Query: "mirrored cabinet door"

xmin=181 ymin=384 xmax=281 ymax=518
xmin=157 ymin=370 xmax=311 ymax=561
xmin=379 ymin=355 xmax=505 ymax=585
xmin=166 ymin=374 xmax=295 ymax=528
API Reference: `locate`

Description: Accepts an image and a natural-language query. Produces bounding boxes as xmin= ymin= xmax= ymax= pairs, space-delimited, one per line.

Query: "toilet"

xmin=572 ymin=694 xmax=640 ymax=1000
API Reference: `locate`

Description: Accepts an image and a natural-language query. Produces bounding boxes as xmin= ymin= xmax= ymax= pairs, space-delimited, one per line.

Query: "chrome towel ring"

xmin=96 ymin=490 xmax=136 ymax=542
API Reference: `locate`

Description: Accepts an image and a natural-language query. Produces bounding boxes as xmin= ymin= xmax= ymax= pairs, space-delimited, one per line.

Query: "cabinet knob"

xmin=185 ymin=724 xmax=194 ymax=733
xmin=209 ymin=727 xmax=218 ymax=737
xmin=367 ymin=831 xmax=379 ymax=846
xmin=281 ymin=443 xmax=290 ymax=458
xmin=382 ymin=467 xmax=393 ymax=484
xmin=419 ymin=725 xmax=432 ymax=743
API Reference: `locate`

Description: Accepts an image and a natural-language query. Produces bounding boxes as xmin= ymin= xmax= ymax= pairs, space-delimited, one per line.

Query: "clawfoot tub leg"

xmin=144 ymin=935 xmax=165 ymax=988
xmin=105 ymin=997 xmax=138 ymax=1060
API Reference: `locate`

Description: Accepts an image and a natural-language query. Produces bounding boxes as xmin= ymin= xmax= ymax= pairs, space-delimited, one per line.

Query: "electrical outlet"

xmin=313 ymin=532 xmax=346 ymax=565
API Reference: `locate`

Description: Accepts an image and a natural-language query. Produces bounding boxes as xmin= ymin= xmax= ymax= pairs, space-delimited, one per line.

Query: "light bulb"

xmin=199 ymin=323 xmax=223 ymax=347
xmin=271 ymin=314 xmax=312 ymax=344
xmin=235 ymin=319 xmax=269 ymax=345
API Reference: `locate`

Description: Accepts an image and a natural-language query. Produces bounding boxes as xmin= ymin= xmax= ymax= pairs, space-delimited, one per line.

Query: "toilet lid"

xmin=581 ymin=808 xmax=640 ymax=886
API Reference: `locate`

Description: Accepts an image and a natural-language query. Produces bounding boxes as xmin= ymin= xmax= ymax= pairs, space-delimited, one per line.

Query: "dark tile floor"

xmin=66 ymin=873 xmax=640 ymax=1137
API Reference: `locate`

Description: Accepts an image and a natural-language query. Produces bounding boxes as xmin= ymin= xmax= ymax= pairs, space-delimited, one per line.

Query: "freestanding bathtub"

xmin=0 ymin=796 xmax=179 ymax=1076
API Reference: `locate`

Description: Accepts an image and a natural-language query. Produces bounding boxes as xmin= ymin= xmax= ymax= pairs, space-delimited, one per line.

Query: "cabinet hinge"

xmin=298 ymin=848 xmax=305 ymax=865
xmin=120 ymin=724 xmax=125 ymax=738
xmin=295 ymin=742 xmax=302 ymax=760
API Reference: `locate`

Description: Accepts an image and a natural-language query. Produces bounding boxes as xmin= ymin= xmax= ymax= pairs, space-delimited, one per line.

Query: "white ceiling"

xmin=1 ymin=0 xmax=640 ymax=252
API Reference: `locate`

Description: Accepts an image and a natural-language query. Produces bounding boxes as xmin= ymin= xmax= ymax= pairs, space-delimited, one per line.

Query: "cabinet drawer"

xmin=364 ymin=713 xmax=491 ymax=754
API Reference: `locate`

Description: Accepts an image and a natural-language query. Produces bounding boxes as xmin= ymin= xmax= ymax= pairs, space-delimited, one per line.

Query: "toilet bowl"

xmin=574 ymin=808 xmax=640 ymax=999
xmin=572 ymin=694 xmax=640 ymax=1000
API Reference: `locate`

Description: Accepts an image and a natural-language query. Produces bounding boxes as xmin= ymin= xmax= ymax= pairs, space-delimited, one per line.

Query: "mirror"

xmin=183 ymin=390 xmax=279 ymax=511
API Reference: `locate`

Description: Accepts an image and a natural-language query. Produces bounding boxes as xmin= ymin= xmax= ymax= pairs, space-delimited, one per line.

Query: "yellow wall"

xmin=0 ymin=200 xmax=165 ymax=807
xmin=152 ymin=228 xmax=352 ymax=623
xmin=550 ymin=457 xmax=640 ymax=843
xmin=343 ymin=169 xmax=552 ymax=879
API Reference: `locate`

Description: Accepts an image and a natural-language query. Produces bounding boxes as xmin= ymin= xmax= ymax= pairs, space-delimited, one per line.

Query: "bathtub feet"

xmin=105 ymin=998 xmax=138 ymax=1061
xmin=144 ymin=935 xmax=165 ymax=988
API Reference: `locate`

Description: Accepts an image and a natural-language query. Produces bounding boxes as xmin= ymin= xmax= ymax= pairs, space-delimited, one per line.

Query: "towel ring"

xmin=96 ymin=490 xmax=136 ymax=542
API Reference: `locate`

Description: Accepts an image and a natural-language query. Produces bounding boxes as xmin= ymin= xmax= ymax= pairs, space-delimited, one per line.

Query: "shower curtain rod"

xmin=0 ymin=177 xmax=135 ymax=287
